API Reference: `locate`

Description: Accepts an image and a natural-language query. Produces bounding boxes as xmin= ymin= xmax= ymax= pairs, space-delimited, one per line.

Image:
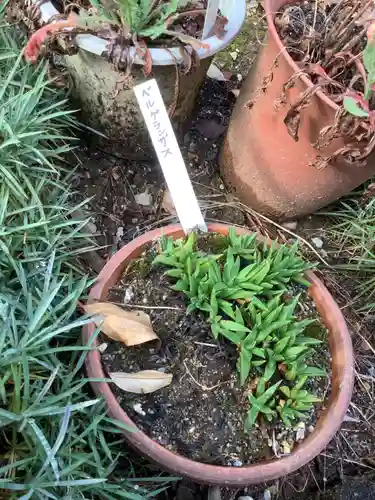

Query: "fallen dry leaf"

xmin=161 ymin=189 xmax=176 ymax=215
xmin=85 ymin=302 xmax=158 ymax=346
xmin=212 ymin=16 xmax=228 ymax=39
xmin=171 ymin=31 xmax=210 ymax=51
xmin=109 ymin=370 xmax=173 ymax=394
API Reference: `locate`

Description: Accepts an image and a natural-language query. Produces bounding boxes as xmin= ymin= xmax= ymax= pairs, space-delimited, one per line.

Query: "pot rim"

xmin=83 ymin=223 xmax=354 ymax=486
xmin=264 ymin=0 xmax=338 ymax=111
xmin=33 ymin=0 xmax=246 ymax=65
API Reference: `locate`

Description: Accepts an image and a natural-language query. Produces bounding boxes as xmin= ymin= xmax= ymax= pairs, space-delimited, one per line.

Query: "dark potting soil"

xmin=100 ymin=236 xmax=330 ymax=466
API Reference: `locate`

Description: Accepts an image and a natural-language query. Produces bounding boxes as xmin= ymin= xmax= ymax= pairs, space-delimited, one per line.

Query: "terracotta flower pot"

xmin=219 ymin=0 xmax=375 ymax=220
xmin=83 ymin=223 xmax=354 ymax=486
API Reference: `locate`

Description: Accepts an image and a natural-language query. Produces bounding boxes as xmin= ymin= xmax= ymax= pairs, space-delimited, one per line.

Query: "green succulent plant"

xmin=153 ymin=229 xmax=327 ymax=431
xmin=245 ymin=379 xmax=281 ymax=431
xmin=277 ymin=376 xmax=321 ymax=427
xmin=227 ymin=227 xmax=257 ymax=260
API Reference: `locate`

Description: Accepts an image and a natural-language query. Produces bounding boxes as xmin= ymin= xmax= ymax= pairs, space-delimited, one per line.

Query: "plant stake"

xmin=134 ymin=79 xmax=207 ymax=234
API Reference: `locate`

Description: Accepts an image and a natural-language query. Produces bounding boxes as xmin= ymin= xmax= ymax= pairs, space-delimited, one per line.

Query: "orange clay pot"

xmin=220 ymin=0 xmax=375 ymax=220
xmin=83 ymin=223 xmax=354 ymax=486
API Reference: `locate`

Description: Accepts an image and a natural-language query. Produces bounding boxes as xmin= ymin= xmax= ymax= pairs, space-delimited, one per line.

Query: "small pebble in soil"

xmin=116 ymin=226 xmax=124 ymax=242
xmin=263 ymin=490 xmax=272 ymax=500
xmin=248 ymin=0 xmax=259 ymax=8
xmin=267 ymin=485 xmax=278 ymax=496
xmin=98 ymin=342 xmax=108 ymax=353
xmin=135 ymin=191 xmax=152 ymax=206
xmin=230 ymin=459 xmax=243 ymax=467
xmin=124 ymin=287 xmax=134 ymax=303
xmin=207 ymin=486 xmax=221 ymax=500
xmin=312 ymin=237 xmax=324 ymax=249
xmin=86 ymin=221 xmax=97 ymax=233
xmin=207 ymin=63 xmax=227 ymax=81
xmin=281 ymin=440 xmax=292 ymax=455
xmin=282 ymin=220 xmax=298 ymax=230
xmin=295 ymin=422 xmax=306 ymax=442
xmin=133 ymin=403 xmax=146 ymax=416
xmin=342 ymin=414 xmax=359 ymax=423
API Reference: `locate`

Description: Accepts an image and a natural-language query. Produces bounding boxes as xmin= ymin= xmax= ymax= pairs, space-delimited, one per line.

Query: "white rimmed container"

xmin=35 ymin=0 xmax=246 ymax=143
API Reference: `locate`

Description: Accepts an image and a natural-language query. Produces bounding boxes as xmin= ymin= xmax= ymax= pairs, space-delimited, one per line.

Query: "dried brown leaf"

xmin=284 ymin=111 xmax=301 ymax=141
xmin=85 ymin=302 xmax=158 ymax=346
xmin=362 ymin=182 xmax=375 ymax=205
xmin=161 ymin=189 xmax=176 ymax=215
xmin=109 ymin=370 xmax=173 ymax=394
xmin=284 ymin=85 xmax=321 ymax=141
xmin=164 ymin=29 xmax=210 ymax=50
xmin=212 ymin=16 xmax=228 ymax=39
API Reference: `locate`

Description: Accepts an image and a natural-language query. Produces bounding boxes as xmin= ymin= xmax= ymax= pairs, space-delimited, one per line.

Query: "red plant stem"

xmin=24 ymin=14 xmax=77 ymax=63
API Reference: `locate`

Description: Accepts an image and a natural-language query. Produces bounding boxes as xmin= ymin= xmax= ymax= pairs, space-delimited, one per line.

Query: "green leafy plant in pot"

xmin=22 ymin=0 xmax=245 ymax=141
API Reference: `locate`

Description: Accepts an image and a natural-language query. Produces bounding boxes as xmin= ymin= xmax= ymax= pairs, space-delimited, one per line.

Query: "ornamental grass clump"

xmin=0 ymin=21 xmax=168 ymax=499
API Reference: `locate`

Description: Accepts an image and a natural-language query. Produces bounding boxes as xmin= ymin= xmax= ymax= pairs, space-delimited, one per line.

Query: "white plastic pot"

xmin=34 ymin=0 xmax=246 ymax=143
xmin=38 ymin=0 xmax=245 ymax=65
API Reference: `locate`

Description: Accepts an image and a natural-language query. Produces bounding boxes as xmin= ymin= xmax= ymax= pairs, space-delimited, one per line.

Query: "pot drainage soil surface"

xmin=100 ymin=234 xmax=330 ymax=466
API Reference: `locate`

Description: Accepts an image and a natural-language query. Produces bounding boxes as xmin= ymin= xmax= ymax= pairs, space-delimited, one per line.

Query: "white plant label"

xmin=134 ymin=79 xmax=207 ymax=233
xmin=202 ymin=0 xmax=220 ymax=39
